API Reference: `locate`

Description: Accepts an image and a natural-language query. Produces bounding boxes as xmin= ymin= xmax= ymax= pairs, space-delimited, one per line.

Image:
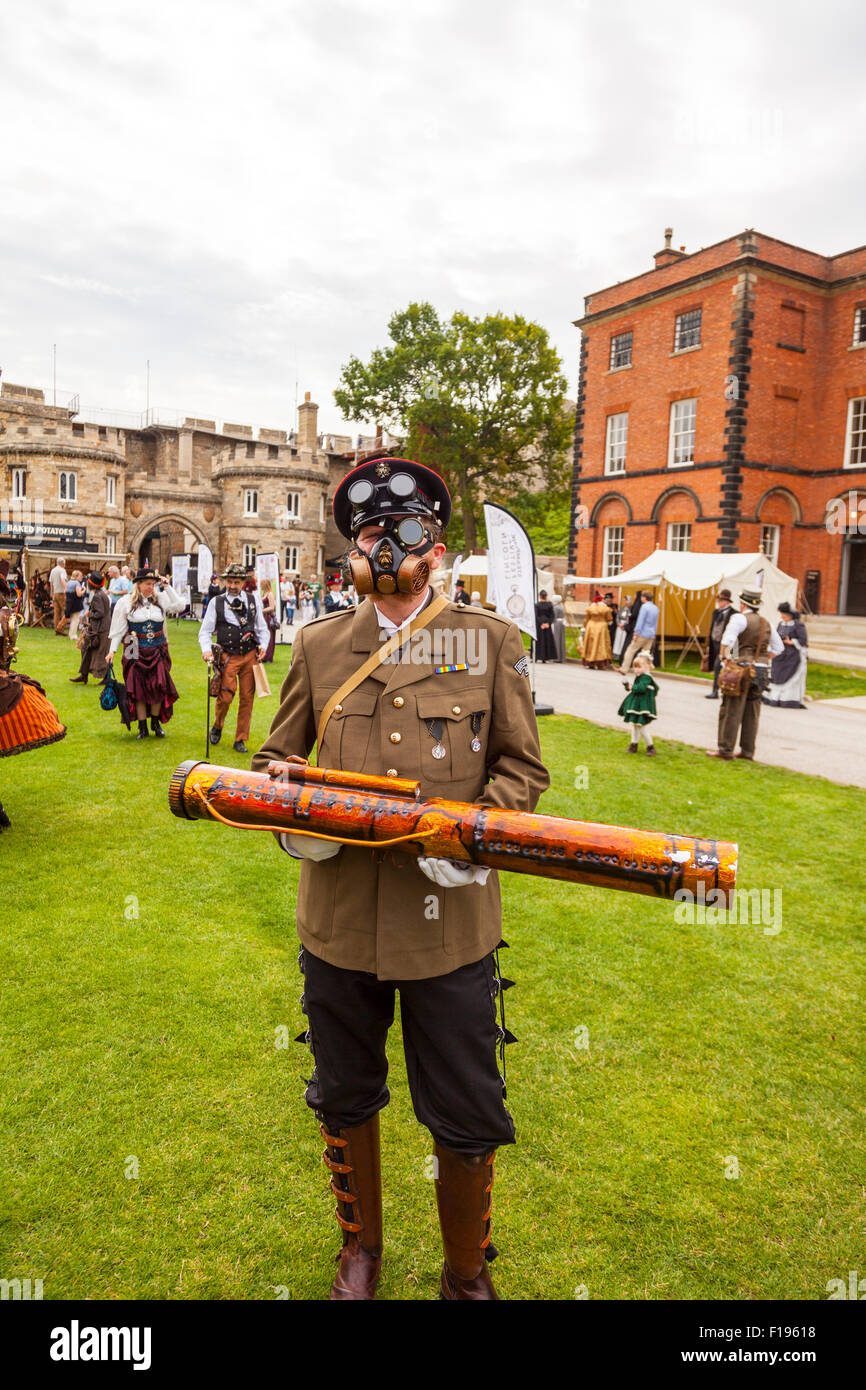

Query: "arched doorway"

xmin=128 ymin=512 xmax=214 ymax=596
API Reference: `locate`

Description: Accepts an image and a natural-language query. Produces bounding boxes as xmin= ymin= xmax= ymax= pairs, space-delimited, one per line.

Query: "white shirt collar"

xmin=373 ymin=587 xmax=431 ymax=636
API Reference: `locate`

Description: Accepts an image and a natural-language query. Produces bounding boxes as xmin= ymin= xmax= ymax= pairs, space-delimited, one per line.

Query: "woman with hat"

xmin=70 ymin=572 xmax=111 ymax=685
xmin=764 ymin=601 xmax=809 ymax=709
xmin=106 ymin=566 xmax=185 ymax=738
xmin=0 ymin=591 xmax=66 ymax=830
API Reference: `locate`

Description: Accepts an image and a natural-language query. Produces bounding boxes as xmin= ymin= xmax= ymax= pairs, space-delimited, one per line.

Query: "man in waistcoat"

xmin=706 ymin=588 xmax=783 ymax=761
xmin=199 ymin=562 xmax=269 ymax=754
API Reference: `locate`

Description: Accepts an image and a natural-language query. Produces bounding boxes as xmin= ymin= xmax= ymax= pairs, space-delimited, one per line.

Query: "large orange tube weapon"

xmin=169 ymin=758 xmax=738 ymax=905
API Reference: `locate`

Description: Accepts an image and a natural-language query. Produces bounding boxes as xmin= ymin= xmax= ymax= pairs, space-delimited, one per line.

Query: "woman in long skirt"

xmin=581 ymin=599 xmax=613 ymax=668
xmin=0 ymin=603 xmax=67 ymax=830
xmin=260 ymin=580 xmax=277 ymax=663
xmin=764 ymin=602 xmax=808 ymax=708
xmin=106 ymin=567 xmax=185 ymax=738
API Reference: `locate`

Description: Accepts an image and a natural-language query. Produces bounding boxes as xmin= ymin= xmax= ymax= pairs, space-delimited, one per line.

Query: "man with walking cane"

xmin=198 ymin=562 xmax=268 ymax=754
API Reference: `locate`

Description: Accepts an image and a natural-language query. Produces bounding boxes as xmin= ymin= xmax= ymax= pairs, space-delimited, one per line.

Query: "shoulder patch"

xmin=513 ymin=655 xmax=530 ymax=678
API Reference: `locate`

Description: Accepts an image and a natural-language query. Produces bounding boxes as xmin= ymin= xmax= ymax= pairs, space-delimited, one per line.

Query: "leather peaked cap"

xmin=332 ymin=457 xmax=451 ymax=540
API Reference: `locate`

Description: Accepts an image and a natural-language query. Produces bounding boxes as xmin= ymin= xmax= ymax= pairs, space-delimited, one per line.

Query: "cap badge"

xmin=375 ymin=460 xmax=391 ymax=478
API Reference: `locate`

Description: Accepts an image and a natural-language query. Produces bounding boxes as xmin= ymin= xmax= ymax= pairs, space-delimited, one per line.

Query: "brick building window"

xmin=243 ymin=488 xmax=259 ymax=516
xmin=666 ymin=522 xmax=692 ymax=552
xmin=668 ymin=399 xmax=697 ymax=467
xmin=319 ymin=494 xmax=326 ymax=523
xmin=604 ymin=413 xmax=628 ymax=474
xmin=854 ymin=307 xmax=866 ymax=346
xmin=268 ymin=444 xmax=278 ymax=459
xmin=285 ymin=545 xmax=299 ymax=572
xmin=72 ymin=422 xmax=84 ymax=436
xmin=12 ymin=467 xmax=26 ymax=499
xmin=609 ymin=332 xmax=633 ymax=370
xmin=59 ymin=471 xmax=77 ymax=501
xmin=243 ymin=543 xmax=256 ymax=568
xmin=760 ymin=525 xmax=780 ymax=564
xmin=602 ymin=525 xmax=625 ymax=578
xmin=844 ymin=398 xmax=866 ymax=469
xmin=778 ymin=304 xmax=805 ymax=349
xmin=245 ymin=442 xmax=256 ymax=459
xmin=673 ymin=309 xmax=702 ymax=352
xmin=106 ymin=475 xmax=116 ymax=506
xmin=106 ymin=532 xmax=118 ymax=552
xmin=286 ymin=491 xmax=301 ymax=519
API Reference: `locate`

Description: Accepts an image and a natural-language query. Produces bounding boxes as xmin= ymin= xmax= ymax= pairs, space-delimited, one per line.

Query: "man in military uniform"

xmin=706 ymin=588 xmax=783 ymax=761
xmin=251 ymin=458 xmax=549 ymax=1301
xmin=199 ymin=562 xmax=269 ymax=754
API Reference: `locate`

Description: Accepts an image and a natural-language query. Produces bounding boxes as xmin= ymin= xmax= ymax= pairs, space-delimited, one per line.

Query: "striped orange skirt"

xmin=0 ymin=673 xmax=67 ymax=757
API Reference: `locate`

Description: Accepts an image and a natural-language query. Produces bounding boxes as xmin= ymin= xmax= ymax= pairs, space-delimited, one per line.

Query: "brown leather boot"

xmin=434 ymin=1142 xmax=499 ymax=1300
xmin=321 ymin=1115 xmax=383 ymax=1300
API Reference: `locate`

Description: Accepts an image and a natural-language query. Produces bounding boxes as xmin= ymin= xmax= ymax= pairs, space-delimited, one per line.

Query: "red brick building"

xmin=567 ymin=228 xmax=866 ymax=614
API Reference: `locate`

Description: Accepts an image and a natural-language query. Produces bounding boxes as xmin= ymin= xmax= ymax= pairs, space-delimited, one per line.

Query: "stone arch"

xmin=755 ymin=486 xmax=802 ymax=523
xmin=590 ymin=491 xmax=633 ymax=525
xmin=126 ymin=510 xmax=214 ymax=562
xmin=650 ymin=486 xmax=703 ymax=523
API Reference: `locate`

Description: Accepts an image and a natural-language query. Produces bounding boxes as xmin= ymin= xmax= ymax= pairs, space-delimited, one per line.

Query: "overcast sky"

xmin=2 ymin=0 xmax=865 ymax=436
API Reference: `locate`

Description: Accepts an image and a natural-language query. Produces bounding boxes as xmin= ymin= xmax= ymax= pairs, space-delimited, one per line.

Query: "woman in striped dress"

xmin=0 ymin=603 xmax=67 ymax=830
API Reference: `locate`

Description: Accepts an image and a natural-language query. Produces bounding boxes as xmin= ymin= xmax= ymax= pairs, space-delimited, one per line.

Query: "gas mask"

xmin=344 ymin=470 xmax=440 ymax=596
xmin=348 ymin=517 xmax=436 ymax=596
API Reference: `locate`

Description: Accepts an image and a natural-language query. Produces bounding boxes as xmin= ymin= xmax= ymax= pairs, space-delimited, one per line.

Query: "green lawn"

xmin=1 ymin=623 xmax=863 ymax=1301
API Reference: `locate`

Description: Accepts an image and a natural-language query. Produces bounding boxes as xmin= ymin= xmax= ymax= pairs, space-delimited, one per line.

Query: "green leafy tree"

xmin=334 ymin=303 xmax=572 ymax=551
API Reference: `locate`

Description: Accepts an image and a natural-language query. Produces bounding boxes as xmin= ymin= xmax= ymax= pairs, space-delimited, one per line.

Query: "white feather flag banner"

xmin=483 ymin=503 xmax=537 ymax=641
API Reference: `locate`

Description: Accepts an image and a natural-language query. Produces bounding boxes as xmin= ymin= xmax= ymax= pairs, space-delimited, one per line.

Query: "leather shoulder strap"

xmin=315 ymin=592 xmax=451 ymax=757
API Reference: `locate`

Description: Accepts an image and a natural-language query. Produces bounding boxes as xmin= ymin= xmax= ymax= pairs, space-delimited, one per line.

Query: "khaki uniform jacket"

xmin=251 ymin=594 xmax=550 ymax=980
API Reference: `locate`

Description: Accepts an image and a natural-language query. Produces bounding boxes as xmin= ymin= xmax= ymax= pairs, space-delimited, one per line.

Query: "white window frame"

xmin=854 ymin=307 xmax=866 ymax=346
xmin=106 ymin=475 xmax=116 ymax=507
xmin=243 ymin=488 xmax=259 ymax=516
xmin=666 ymin=522 xmax=692 ymax=552
xmin=609 ymin=331 xmax=633 ymax=370
xmin=604 ymin=413 xmax=628 ymax=475
xmin=674 ymin=308 xmax=702 ymax=352
xmin=12 ymin=467 xmax=26 ymax=499
xmin=285 ymin=545 xmax=299 ymax=572
xmin=844 ymin=397 xmax=866 ymax=469
xmin=106 ymin=532 xmax=118 ymax=553
xmin=59 ymin=471 xmax=77 ymax=501
xmin=668 ymin=399 xmax=697 ymax=468
xmin=319 ymin=494 xmax=325 ymax=524
xmin=243 ymin=543 xmax=256 ymax=568
xmin=760 ymin=524 xmax=780 ymax=565
xmin=602 ymin=525 xmax=625 ymax=578
xmin=286 ymin=491 xmax=301 ymax=519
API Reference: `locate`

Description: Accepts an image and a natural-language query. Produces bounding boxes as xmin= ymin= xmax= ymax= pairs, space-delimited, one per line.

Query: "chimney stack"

xmin=298 ymin=390 xmax=318 ymax=451
xmin=654 ymin=227 xmax=687 ymax=269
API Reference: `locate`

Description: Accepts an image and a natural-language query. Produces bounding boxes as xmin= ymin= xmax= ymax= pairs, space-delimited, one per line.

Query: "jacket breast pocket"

xmin=415 ymin=690 xmax=492 ymax=784
xmin=320 ymin=686 xmax=379 ymax=771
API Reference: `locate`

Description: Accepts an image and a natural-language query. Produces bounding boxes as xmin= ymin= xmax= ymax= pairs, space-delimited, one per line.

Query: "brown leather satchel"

xmin=719 ymin=659 xmax=752 ymax=697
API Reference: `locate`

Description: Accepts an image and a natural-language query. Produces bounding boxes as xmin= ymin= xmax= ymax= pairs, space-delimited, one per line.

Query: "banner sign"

xmin=196 ymin=544 xmax=213 ymax=595
xmin=1 ymin=521 xmax=87 ymax=544
xmin=483 ymin=503 xmax=537 ymax=640
xmin=450 ymin=553 xmax=464 ymax=599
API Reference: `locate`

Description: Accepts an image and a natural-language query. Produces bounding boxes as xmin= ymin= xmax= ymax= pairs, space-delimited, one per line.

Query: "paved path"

xmin=533 ymin=662 xmax=866 ymax=790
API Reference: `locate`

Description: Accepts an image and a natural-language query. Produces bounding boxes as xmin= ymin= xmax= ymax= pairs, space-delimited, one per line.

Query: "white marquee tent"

xmin=566 ymin=550 xmax=798 ymax=666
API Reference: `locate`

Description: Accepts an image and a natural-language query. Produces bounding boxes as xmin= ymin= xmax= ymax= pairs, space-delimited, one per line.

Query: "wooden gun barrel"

xmin=169 ymin=759 xmax=738 ymax=904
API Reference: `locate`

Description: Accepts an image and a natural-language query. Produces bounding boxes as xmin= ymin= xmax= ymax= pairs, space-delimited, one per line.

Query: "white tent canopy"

xmin=454 ymin=553 xmax=555 ymax=592
xmin=566 ymin=550 xmax=797 ymax=615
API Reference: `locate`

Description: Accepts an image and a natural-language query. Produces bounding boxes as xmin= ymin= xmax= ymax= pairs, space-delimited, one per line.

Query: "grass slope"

xmin=1 ymin=623 xmax=863 ymax=1300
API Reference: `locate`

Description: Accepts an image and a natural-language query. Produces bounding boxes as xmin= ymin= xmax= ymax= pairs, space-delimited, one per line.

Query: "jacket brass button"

xmin=452 ymin=705 xmax=461 ymax=714
xmin=392 ymin=696 xmax=404 ymax=707
xmin=386 ymin=768 xmax=398 ymax=777
xmin=334 ymin=703 xmax=342 ymax=713
xmin=390 ymin=732 xmax=402 ymax=743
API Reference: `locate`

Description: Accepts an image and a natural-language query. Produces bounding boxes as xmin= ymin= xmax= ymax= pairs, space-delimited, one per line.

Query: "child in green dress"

xmin=618 ymin=651 xmax=659 ymax=756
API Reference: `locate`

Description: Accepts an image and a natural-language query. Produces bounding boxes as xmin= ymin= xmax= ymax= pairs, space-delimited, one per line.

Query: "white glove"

xmin=417 ymin=856 xmax=491 ymax=888
xmin=278 ymin=832 xmax=342 ymax=862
